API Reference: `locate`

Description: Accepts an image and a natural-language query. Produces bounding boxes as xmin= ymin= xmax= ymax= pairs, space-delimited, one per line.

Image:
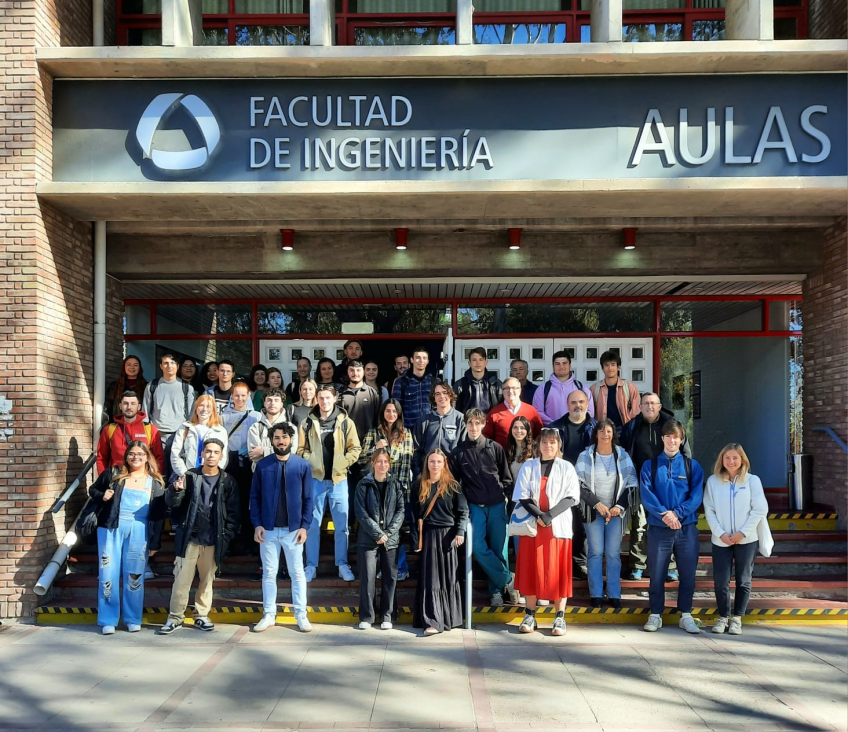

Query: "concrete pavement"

xmin=0 ymin=621 xmax=845 ymax=732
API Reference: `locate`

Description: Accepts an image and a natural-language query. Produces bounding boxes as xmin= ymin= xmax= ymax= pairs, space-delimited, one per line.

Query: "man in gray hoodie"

xmin=411 ymin=380 xmax=467 ymax=477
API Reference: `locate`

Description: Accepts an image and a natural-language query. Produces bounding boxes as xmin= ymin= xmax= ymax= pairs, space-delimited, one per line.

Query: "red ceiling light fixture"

xmin=508 ymin=227 xmax=522 ymax=250
xmin=281 ymin=228 xmax=295 ymax=251
xmin=394 ymin=227 xmax=409 ymax=251
xmin=623 ymin=227 xmax=638 ymax=250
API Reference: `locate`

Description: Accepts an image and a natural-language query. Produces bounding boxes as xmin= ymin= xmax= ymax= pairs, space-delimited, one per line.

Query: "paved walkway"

xmin=0 ymin=622 xmax=845 ymax=732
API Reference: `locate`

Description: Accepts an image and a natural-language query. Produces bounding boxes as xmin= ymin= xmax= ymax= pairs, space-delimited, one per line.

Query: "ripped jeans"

xmin=96 ymin=488 xmax=150 ymax=627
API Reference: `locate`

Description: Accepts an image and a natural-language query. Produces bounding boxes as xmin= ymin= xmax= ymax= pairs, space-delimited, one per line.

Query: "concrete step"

xmin=34 ymin=596 xmax=848 ymax=627
xmin=52 ymin=571 xmax=848 ymax=603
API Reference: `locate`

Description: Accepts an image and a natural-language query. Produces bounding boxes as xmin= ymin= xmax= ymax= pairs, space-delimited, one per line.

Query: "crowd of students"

xmin=88 ymin=341 xmax=771 ymax=638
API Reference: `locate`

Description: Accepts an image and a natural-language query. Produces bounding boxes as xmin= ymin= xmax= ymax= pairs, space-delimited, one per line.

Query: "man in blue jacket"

xmin=250 ymin=423 xmax=314 ymax=633
xmin=639 ymin=419 xmax=704 ymax=635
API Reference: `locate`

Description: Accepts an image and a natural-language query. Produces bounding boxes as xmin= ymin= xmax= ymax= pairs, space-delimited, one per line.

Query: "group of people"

xmin=87 ymin=342 xmax=770 ymax=638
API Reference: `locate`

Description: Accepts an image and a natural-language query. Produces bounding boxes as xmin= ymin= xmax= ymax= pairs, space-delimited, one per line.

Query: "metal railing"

xmin=464 ymin=521 xmax=473 ymax=630
xmin=812 ymin=427 xmax=848 ymax=455
xmin=35 ymin=453 xmax=99 ymax=596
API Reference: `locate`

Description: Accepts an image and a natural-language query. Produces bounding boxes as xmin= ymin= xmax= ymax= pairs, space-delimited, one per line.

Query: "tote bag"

xmin=508 ymin=501 xmax=538 ymax=538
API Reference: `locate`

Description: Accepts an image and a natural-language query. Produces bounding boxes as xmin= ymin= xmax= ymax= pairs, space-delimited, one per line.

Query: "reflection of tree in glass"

xmin=457 ymin=304 xmax=652 ymax=335
xmin=258 ymin=306 xmax=448 ymax=335
xmin=622 ymin=23 xmax=682 ymax=42
xmin=236 ymin=25 xmax=310 ymax=45
xmin=354 ymin=25 xmax=456 ymax=45
xmin=474 ymin=23 xmax=564 ymax=44
xmin=692 ymin=20 xmax=725 ymax=41
xmin=202 ymin=28 xmax=229 ymax=46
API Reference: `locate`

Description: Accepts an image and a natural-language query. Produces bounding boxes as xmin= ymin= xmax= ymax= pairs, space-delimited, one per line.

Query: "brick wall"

xmin=808 ymin=0 xmax=848 ymax=39
xmin=0 ymin=1 xmax=95 ymax=618
xmin=802 ymin=217 xmax=848 ymax=511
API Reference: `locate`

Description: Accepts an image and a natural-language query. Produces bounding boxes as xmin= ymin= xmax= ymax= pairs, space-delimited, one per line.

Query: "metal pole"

xmin=464 ymin=521 xmax=473 ymax=630
xmin=93 ymin=222 xmax=107 ymax=455
xmin=92 ymin=0 xmax=104 ymax=47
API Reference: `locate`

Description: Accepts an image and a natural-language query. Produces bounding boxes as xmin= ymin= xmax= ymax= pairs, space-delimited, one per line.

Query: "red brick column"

xmin=802 ymin=217 xmax=848 ymax=512
xmin=0 ymin=1 xmax=97 ymax=618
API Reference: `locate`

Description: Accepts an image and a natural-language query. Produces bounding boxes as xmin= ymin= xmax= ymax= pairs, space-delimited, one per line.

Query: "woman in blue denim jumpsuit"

xmin=89 ymin=441 xmax=166 ymax=635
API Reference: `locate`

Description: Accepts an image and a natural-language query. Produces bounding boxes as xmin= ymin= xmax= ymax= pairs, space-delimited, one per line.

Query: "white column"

xmin=161 ymin=0 xmax=203 ymax=47
xmin=590 ymin=0 xmax=622 ymax=43
xmin=726 ymin=0 xmax=774 ymax=40
xmin=456 ymin=0 xmax=474 ymax=45
xmin=92 ymin=0 xmax=104 ymax=46
xmin=93 ymin=221 xmax=106 ymax=454
xmin=310 ymin=0 xmax=335 ymax=46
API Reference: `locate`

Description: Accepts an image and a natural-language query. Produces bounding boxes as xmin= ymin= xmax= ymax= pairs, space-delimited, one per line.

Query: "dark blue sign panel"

xmin=52 ymin=75 xmax=846 ymax=182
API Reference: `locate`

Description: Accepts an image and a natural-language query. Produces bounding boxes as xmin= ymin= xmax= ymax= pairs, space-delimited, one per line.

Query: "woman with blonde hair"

xmin=286 ymin=377 xmax=318 ymax=429
xmin=704 ymin=443 xmax=769 ymax=636
xmin=170 ymin=394 xmax=229 ymax=479
xmin=512 ymin=428 xmax=581 ymax=636
xmin=88 ymin=441 xmax=166 ymax=634
xmin=411 ymin=449 xmax=469 ymax=636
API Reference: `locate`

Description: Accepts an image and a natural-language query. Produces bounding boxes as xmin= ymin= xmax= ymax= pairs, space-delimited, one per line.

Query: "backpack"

xmin=149 ymin=378 xmax=191 ymax=419
xmin=543 ymin=378 xmax=584 ymax=411
xmin=590 ymin=379 xmax=633 ymax=412
xmin=301 ymin=414 xmax=351 ymax=458
xmin=107 ymin=422 xmax=153 ymax=443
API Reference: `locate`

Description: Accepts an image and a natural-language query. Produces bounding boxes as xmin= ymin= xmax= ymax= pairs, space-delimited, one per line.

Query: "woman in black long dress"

xmin=411 ymin=449 xmax=469 ymax=636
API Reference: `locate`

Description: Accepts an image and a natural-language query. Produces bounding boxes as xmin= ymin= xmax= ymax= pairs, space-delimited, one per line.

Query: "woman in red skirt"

xmin=512 ymin=427 xmax=581 ymax=636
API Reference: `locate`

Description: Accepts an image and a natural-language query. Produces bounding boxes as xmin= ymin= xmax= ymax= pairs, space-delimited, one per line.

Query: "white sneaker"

xmin=503 ymin=574 xmax=520 ymax=605
xmin=126 ymin=623 xmax=141 ymax=633
xmin=358 ymin=621 xmax=372 ymax=630
xmin=643 ymin=614 xmax=663 ymax=632
xmin=490 ymin=592 xmax=504 ymax=607
xmin=304 ymin=566 xmax=316 ymax=582
xmin=424 ymin=626 xmax=440 ymax=636
xmin=101 ymin=625 xmax=116 ymax=635
xmin=339 ymin=564 xmax=355 ymax=582
xmin=297 ymin=616 xmax=313 ymax=633
xmin=728 ymin=616 xmax=743 ymax=635
xmin=712 ymin=616 xmax=729 ymax=634
xmin=253 ymin=614 xmax=276 ymax=633
xmin=551 ymin=616 xmax=567 ymax=637
xmin=380 ymin=621 xmax=393 ymax=630
xmin=398 ymin=570 xmax=409 ymax=581
xmin=679 ymin=613 xmax=701 ymax=634
xmin=537 ymin=599 xmax=550 ymax=606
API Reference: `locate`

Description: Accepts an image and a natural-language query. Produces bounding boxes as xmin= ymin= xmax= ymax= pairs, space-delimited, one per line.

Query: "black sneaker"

xmin=590 ymin=597 xmax=603 ymax=608
xmin=159 ymin=618 xmax=183 ymax=635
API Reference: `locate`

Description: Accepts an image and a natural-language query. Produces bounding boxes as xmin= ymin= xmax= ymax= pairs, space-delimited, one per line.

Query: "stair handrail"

xmin=50 ymin=452 xmax=98 ymax=513
xmin=812 ymin=427 xmax=848 ymax=455
xmin=35 ymin=453 xmax=99 ymax=597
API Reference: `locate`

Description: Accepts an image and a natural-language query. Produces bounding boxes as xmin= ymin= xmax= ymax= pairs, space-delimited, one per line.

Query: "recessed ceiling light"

xmin=393 ymin=289 xmax=402 ymax=295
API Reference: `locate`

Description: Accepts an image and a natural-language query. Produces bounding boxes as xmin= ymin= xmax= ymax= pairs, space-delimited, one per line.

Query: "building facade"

xmin=0 ymin=0 xmax=845 ymax=618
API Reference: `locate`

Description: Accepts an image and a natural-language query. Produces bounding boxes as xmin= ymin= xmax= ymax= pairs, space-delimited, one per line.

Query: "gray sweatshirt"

xmin=142 ymin=378 xmax=196 ymax=434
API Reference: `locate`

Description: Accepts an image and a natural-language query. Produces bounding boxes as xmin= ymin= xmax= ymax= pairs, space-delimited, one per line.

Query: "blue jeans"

xmin=306 ymin=478 xmax=349 ymax=570
xmin=96 ymin=487 xmax=150 ymax=627
xmin=647 ymin=522 xmax=699 ymax=615
xmin=469 ymin=502 xmax=510 ymax=596
xmin=584 ymin=515 xmax=623 ymax=599
xmin=260 ymin=527 xmax=308 ymax=619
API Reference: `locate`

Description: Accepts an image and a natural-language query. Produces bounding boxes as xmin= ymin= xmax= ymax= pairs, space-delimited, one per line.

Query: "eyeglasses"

xmin=503 ymin=387 xmax=520 ymax=392
xmin=127 ymin=452 xmax=146 ymax=459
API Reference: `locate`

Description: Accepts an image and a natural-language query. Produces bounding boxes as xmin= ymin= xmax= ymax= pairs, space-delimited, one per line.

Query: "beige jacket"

xmin=590 ymin=378 xmax=641 ymax=426
xmin=297 ymin=406 xmax=361 ymax=484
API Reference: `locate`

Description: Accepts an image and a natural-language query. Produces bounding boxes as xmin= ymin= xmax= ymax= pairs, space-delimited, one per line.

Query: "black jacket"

xmin=453 ymin=369 xmax=503 ymax=414
xmin=88 ymin=469 xmax=166 ymax=551
xmin=450 ymin=436 xmax=513 ymax=506
xmin=166 ymin=468 xmax=240 ymax=567
xmin=619 ymin=408 xmax=692 ymax=473
xmin=410 ymin=479 xmax=469 ymax=550
xmin=354 ymin=473 xmax=406 ymax=550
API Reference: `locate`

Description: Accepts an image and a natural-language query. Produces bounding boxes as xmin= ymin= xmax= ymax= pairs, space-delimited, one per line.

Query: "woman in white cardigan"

xmin=512 ymin=428 xmax=581 ymax=637
xmin=703 ymin=443 xmax=769 ymax=636
xmin=170 ymin=394 xmax=229 ymax=478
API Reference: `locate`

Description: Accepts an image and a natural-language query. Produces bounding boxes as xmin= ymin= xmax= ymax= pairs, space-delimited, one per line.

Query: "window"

xmin=456 ymin=302 xmax=653 ymax=335
xmin=661 ymin=301 xmax=763 ymax=332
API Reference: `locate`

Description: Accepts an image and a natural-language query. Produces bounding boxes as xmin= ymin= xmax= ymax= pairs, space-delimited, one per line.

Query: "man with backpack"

xmin=297 ymin=384 xmax=361 ymax=583
xmin=247 ymin=387 xmax=299 ymax=468
xmin=97 ymin=390 xmax=165 ymax=473
xmin=142 ymin=352 xmax=195 ymax=447
xmin=532 ymin=350 xmax=594 ymax=425
xmin=590 ymin=350 xmax=641 ymax=433
xmin=639 ymin=419 xmax=704 ymax=635
xmin=451 ymin=408 xmax=518 ymax=607
xmin=453 ymin=347 xmax=503 ymax=415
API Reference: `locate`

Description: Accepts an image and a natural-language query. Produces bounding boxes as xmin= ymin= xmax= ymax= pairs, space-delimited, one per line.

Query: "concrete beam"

xmin=456 ymin=0 xmax=474 ymax=45
xmin=591 ymin=0 xmax=622 ymax=43
xmin=310 ymin=0 xmax=335 ymax=47
xmin=161 ymin=0 xmax=203 ymax=48
xmin=35 ymin=40 xmax=848 ymax=79
xmin=726 ymin=0 xmax=774 ymax=41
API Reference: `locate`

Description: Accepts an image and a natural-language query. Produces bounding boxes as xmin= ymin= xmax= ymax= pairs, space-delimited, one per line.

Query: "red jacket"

xmin=483 ymin=401 xmax=544 ymax=452
xmin=96 ymin=412 xmax=165 ymax=474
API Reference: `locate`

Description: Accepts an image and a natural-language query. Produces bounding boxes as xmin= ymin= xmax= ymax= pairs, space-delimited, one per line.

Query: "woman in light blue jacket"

xmin=575 ymin=419 xmax=639 ymax=609
xmin=703 ymin=443 xmax=769 ymax=636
